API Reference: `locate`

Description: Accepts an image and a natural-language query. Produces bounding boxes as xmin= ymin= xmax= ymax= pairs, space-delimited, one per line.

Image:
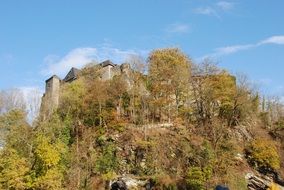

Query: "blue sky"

xmin=0 ymin=0 xmax=284 ymax=97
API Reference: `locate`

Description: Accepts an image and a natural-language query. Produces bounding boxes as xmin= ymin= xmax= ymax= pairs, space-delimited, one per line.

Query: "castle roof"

xmin=63 ymin=67 xmax=81 ymax=82
xmin=45 ymin=75 xmax=61 ymax=83
xmin=99 ymin=60 xmax=116 ymax=67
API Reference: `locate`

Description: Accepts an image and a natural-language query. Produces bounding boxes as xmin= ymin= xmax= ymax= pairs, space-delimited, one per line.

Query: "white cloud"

xmin=42 ymin=48 xmax=97 ymax=77
xmin=200 ymin=44 xmax=255 ymax=59
xmin=216 ymin=1 xmax=234 ymax=11
xmin=200 ymin=35 xmax=284 ymax=59
xmin=260 ymin=35 xmax=284 ymax=45
xmin=166 ymin=23 xmax=190 ymax=34
xmin=194 ymin=7 xmax=218 ymax=17
xmin=215 ymin=44 xmax=254 ymax=55
xmin=41 ymin=47 xmax=147 ymax=77
xmin=194 ymin=1 xmax=234 ymax=18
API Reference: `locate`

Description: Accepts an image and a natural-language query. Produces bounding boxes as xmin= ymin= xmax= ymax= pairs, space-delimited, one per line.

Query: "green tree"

xmin=0 ymin=109 xmax=32 ymax=159
xmin=95 ymin=143 xmax=118 ymax=174
xmin=31 ymin=115 xmax=70 ymax=189
xmin=59 ymin=78 xmax=86 ymax=120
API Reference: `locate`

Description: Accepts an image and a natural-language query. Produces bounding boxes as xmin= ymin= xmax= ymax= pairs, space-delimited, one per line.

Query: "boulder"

xmin=111 ymin=176 xmax=148 ymax=190
xmin=111 ymin=178 xmax=128 ymax=190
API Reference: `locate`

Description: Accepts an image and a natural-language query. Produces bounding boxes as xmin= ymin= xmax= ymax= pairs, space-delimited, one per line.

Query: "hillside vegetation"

xmin=0 ymin=48 xmax=284 ymax=190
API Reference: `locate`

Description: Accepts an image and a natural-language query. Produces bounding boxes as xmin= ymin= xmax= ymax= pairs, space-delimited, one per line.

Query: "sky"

xmin=0 ymin=0 xmax=284 ymax=98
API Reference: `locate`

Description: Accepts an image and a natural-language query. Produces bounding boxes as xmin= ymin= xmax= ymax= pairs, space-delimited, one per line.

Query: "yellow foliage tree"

xmin=246 ymin=139 xmax=280 ymax=171
xmin=0 ymin=148 xmax=30 ymax=190
xmin=148 ymin=48 xmax=191 ymax=122
xmin=32 ymin=134 xmax=66 ymax=189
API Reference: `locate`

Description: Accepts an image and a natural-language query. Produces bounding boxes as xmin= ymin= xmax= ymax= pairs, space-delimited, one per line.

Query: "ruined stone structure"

xmin=41 ymin=75 xmax=61 ymax=118
xmin=40 ymin=60 xmax=132 ymax=118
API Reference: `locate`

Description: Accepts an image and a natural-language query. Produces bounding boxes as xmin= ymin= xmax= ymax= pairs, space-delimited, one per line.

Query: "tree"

xmin=31 ymin=114 xmax=70 ymax=189
xmin=95 ymin=142 xmax=118 ymax=175
xmin=25 ymin=88 xmax=42 ymax=123
xmin=59 ymin=79 xmax=86 ymax=121
xmin=190 ymin=60 xmax=239 ymax=126
xmin=0 ymin=109 xmax=32 ymax=158
xmin=32 ymin=134 xmax=66 ymax=189
xmin=0 ymin=148 xmax=30 ymax=190
xmin=148 ymin=48 xmax=191 ymax=122
xmin=228 ymin=74 xmax=259 ymax=126
xmin=33 ymin=168 xmax=64 ymax=190
xmin=246 ymin=139 xmax=280 ymax=171
xmin=85 ymin=79 xmax=108 ymax=127
xmin=0 ymin=89 xmax=26 ymax=113
xmin=108 ymin=75 xmax=128 ymax=119
xmin=127 ymin=55 xmax=149 ymax=124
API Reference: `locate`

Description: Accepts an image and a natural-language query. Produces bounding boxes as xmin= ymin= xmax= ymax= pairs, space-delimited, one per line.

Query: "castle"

xmin=40 ymin=59 xmax=237 ymax=121
xmin=40 ymin=60 xmax=132 ymax=118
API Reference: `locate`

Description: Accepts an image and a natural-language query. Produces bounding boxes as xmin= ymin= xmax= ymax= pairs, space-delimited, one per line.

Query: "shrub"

xmin=95 ymin=143 xmax=118 ymax=174
xmin=153 ymin=175 xmax=178 ymax=190
xmin=186 ymin=167 xmax=207 ymax=190
xmin=246 ymin=139 xmax=280 ymax=171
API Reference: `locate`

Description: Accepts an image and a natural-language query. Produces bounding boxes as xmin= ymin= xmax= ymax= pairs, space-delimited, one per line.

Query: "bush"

xmin=186 ymin=167 xmax=207 ymax=190
xmin=246 ymin=139 xmax=280 ymax=171
xmin=152 ymin=175 xmax=178 ymax=190
xmin=95 ymin=143 xmax=118 ymax=174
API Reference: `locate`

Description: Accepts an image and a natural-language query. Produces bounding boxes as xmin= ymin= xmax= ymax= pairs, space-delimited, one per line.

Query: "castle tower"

xmin=99 ymin=60 xmax=116 ymax=80
xmin=45 ymin=75 xmax=61 ymax=108
xmin=40 ymin=75 xmax=61 ymax=118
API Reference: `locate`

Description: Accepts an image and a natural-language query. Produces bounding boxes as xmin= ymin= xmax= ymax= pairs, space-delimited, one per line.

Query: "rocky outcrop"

xmin=246 ymin=173 xmax=284 ymax=190
xmin=231 ymin=125 xmax=252 ymax=141
xmin=111 ymin=178 xmax=128 ymax=190
xmin=110 ymin=176 xmax=148 ymax=190
xmin=246 ymin=173 xmax=271 ymax=190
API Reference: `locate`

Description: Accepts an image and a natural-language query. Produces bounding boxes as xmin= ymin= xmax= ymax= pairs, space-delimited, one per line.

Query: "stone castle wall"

xmin=40 ymin=75 xmax=61 ymax=119
xmin=40 ymin=61 xmax=133 ymax=119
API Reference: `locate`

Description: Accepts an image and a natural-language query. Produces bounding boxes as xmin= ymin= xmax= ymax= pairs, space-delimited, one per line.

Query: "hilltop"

xmin=0 ymin=48 xmax=284 ymax=190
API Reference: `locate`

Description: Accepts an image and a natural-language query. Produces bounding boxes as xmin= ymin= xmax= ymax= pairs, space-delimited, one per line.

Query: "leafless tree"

xmin=0 ymin=88 xmax=26 ymax=113
xmin=25 ymin=88 xmax=42 ymax=123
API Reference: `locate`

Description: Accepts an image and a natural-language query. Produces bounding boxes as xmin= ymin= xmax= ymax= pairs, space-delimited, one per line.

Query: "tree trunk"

xmin=76 ymin=125 xmax=81 ymax=189
xmin=99 ymin=102 xmax=102 ymax=126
